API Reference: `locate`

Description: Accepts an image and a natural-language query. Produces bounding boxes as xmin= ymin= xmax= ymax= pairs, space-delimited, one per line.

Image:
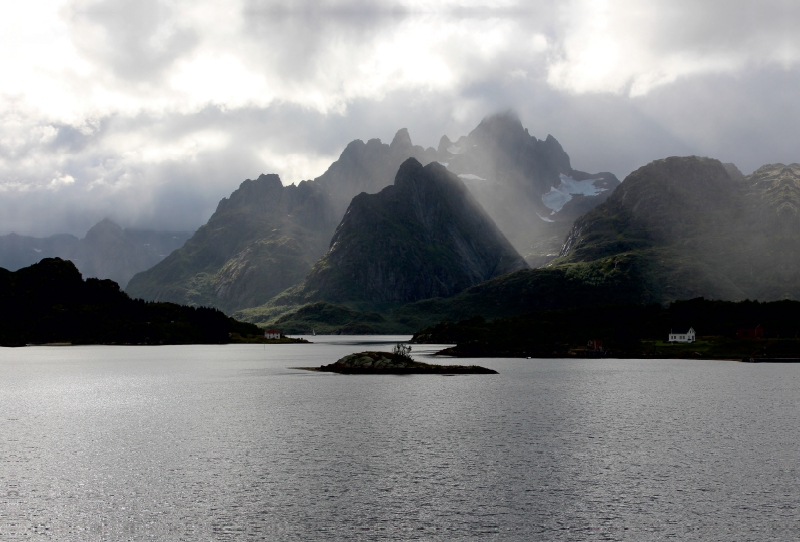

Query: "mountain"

xmin=437 ymin=112 xmax=620 ymax=265
xmin=245 ymin=156 xmax=800 ymax=335
xmin=315 ymin=128 xmax=438 ymax=219
xmin=0 ymin=220 xmax=192 ymax=288
xmin=0 ymin=232 xmax=79 ymax=271
xmin=127 ymin=113 xmax=616 ymax=314
xmin=294 ymin=158 xmax=527 ymax=304
xmin=126 ymin=175 xmax=339 ymax=313
xmin=126 ymin=130 xmax=441 ymax=312
xmin=0 ymin=258 xmax=258 ymax=346
xmin=558 ymin=157 xmax=800 ymax=302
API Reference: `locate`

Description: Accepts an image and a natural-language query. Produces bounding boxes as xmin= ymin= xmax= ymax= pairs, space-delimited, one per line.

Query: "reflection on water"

xmin=1 ymin=338 xmax=800 ymax=540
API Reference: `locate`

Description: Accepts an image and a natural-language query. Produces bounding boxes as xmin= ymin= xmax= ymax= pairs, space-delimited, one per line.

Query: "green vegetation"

xmin=0 ymin=258 xmax=261 ymax=346
xmin=235 ymin=256 xmax=645 ymax=334
xmin=412 ymin=297 xmax=800 ymax=358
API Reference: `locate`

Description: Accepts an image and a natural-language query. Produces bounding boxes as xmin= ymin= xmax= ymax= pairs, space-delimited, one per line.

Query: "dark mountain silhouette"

xmin=298 ymin=158 xmax=527 ymax=304
xmin=0 ymin=258 xmax=258 ymax=346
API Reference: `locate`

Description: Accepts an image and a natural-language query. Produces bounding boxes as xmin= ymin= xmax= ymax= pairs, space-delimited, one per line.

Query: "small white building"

xmin=668 ymin=328 xmax=696 ymax=343
xmin=264 ymin=329 xmax=281 ymax=339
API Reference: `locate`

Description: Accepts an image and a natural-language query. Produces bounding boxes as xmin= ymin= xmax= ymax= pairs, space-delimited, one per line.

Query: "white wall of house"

xmin=668 ymin=328 xmax=696 ymax=343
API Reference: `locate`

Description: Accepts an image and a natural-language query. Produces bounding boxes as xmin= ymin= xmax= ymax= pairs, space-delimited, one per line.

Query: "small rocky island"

xmin=304 ymin=348 xmax=497 ymax=375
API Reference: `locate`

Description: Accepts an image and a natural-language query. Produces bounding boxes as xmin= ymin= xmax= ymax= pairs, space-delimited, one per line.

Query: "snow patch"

xmin=541 ymin=174 xmax=607 ymax=214
xmin=447 ymin=145 xmax=461 ymax=154
xmin=536 ymin=213 xmax=554 ymax=223
xmin=458 ymin=173 xmax=486 ymax=181
xmin=436 ymin=161 xmax=449 ymax=167
xmin=33 ymin=248 xmax=41 ymax=253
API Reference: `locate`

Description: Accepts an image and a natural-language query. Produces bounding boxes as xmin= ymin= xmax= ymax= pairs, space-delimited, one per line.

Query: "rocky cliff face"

xmin=315 ymin=128 xmax=438 ymax=218
xmin=558 ymin=157 xmax=800 ymax=302
xmin=300 ymin=158 xmax=528 ymax=304
xmin=0 ymin=220 xmax=191 ymax=288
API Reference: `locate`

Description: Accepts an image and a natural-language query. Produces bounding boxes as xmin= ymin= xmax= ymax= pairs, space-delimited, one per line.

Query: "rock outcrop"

xmin=313 ymin=351 xmax=497 ymax=374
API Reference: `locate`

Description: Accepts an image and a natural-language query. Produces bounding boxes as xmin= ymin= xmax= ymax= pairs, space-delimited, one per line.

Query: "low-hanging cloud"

xmin=2 ymin=0 xmax=800 ymax=236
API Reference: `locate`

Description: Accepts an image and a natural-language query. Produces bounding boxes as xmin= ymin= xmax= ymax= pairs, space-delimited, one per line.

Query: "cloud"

xmin=547 ymin=0 xmax=800 ymax=96
xmin=1 ymin=0 xmax=800 ymax=236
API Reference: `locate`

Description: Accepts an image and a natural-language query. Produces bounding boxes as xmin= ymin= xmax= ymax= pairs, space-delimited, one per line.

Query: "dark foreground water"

xmin=1 ymin=337 xmax=800 ymax=540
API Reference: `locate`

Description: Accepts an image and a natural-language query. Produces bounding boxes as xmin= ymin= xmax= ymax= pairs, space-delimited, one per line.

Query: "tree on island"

xmin=392 ymin=343 xmax=413 ymax=360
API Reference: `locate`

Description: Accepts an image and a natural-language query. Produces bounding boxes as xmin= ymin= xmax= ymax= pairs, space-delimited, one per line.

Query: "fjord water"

xmin=1 ymin=338 xmax=799 ymax=540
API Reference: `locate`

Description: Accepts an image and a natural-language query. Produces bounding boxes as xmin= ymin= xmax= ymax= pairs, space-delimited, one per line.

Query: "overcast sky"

xmin=3 ymin=0 xmax=800 ymax=236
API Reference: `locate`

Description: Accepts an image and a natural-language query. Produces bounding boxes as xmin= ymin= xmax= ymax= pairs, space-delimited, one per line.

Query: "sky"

xmin=3 ymin=0 xmax=800 ymax=236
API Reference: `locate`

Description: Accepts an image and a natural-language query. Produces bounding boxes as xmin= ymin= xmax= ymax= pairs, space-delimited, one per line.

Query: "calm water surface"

xmin=1 ymin=336 xmax=800 ymax=540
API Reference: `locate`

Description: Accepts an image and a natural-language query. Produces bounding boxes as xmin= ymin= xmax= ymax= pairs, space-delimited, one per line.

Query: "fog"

xmin=3 ymin=0 xmax=800 ymax=236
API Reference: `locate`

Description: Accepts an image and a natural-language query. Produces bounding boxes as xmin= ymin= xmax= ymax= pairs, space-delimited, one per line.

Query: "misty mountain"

xmin=316 ymin=128 xmax=438 ymax=219
xmin=0 ymin=220 xmax=192 ymax=288
xmin=284 ymin=158 xmax=528 ymax=305
xmin=0 ymin=232 xmax=80 ymax=271
xmin=126 ymin=113 xmax=614 ymax=314
xmin=558 ymin=157 xmax=800 ymax=302
xmin=437 ymin=112 xmax=620 ymax=266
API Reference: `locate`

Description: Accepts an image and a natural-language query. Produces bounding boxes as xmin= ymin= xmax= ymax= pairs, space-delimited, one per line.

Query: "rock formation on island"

xmin=309 ymin=351 xmax=498 ymax=374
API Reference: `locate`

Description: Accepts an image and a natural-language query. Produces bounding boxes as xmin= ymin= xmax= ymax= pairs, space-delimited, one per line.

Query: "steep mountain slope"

xmin=0 ymin=220 xmax=191 ymax=288
xmin=300 ymin=158 xmax=528 ymax=304
xmin=315 ymin=128 xmax=437 ymax=218
xmin=126 ymin=175 xmax=339 ymax=312
xmin=558 ymin=157 xmax=800 ymax=302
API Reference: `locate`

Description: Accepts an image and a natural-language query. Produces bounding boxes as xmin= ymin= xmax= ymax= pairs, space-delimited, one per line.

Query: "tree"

xmin=392 ymin=343 xmax=413 ymax=360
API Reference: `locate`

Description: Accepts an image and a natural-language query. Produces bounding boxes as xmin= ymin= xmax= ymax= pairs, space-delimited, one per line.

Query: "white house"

xmin=264 ymin=329 xmax=281 ymax=339
xmin=668 ymin=328 xmax=696 ymax=343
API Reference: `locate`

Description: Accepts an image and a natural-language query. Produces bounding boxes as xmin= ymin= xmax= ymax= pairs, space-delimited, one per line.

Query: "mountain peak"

xmin=301 ymin=157 xmax=527 ymax=304
xmin=471 ymin=111 xmax=525 ymax=139
xmin=84 ymin=218 xmax=123 ymax=240
xmin=390 ymin=128 xmax=413 ymax=151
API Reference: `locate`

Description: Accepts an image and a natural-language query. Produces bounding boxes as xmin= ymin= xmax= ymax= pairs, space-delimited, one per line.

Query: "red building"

xmin=737 ymin=325 xmax=763 ymax=339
